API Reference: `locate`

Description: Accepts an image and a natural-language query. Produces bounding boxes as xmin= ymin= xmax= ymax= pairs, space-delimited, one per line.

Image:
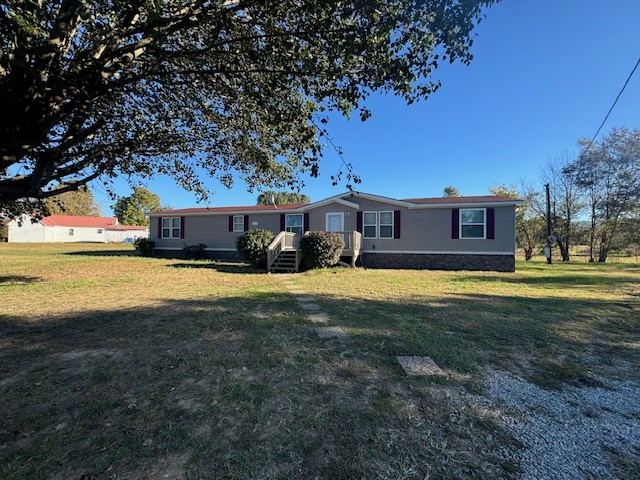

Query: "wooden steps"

xmin=269 ymin=250 xmax=299 ymax=272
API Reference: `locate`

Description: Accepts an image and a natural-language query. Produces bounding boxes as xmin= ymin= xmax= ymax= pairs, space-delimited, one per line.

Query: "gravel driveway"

xmin=475 ymin=371 xmax=640 ymax=480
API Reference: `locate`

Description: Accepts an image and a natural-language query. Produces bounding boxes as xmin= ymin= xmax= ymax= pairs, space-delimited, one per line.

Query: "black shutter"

xmin=393 ymin=210 xmax=401 ymax=239
xmin=356 ymin=211 xmax=363 ymax=233
xmin=244 ymin=215 xmax=249 ymax=231
xmin=157 ymin=217 xmax=162 ymax=239
xmin=280 ymin=214 xmax=285 ymax=232
xmin=304 ymin=213 xmax=310 ymax=232
xmin=180 ymin=217 xmax=185 ymax=239
xmin=451 ymin=209 xmax=460 ymax=239
xmin=486 ymin=208 xmax=495 ymax=239
xmin=228 ymin=215 xmax=233 ymax=232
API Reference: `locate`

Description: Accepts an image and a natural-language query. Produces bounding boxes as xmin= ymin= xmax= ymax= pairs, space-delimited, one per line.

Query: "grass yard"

xmin=0 ymin=243 xmax=638 ymax=479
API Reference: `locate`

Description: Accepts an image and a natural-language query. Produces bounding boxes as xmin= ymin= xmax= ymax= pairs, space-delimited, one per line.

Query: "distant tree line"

xmin=495 ymin=126 xmax=640 ymax=262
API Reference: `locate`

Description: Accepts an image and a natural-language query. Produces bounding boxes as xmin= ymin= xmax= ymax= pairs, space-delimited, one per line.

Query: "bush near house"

xmin=183 ymin=243 xmax=207 ymax=260
xmin=236 ymin=229 xmax=275 ymax=268
xmin=300 ymin=231 xmax=344 ymax=269
xmin=133 ymin=237 xmax=155 ymax=257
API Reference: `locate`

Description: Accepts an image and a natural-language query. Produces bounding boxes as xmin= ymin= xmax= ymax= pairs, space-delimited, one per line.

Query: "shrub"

xmin=236 ymin=229 xmax=275 ymax=268
xmin=182 ymin=243 xmax=207 ymax=260
xmin=299 ymin=231 xmax=344 ymax=269
xmin=134 ymin=237 xmax=155 ymax=257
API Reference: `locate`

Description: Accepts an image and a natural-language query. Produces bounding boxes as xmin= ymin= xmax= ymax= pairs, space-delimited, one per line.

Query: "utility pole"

xmin=545 ymin=183 xmax=552 ymax=264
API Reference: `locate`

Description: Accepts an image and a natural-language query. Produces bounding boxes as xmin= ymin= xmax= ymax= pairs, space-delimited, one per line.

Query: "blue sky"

xmin=93 ymin=0 xmax=640 ymax=214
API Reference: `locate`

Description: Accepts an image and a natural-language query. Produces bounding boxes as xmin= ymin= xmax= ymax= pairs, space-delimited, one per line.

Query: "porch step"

xmin=270 ymin=250 xmax=298 ymax=273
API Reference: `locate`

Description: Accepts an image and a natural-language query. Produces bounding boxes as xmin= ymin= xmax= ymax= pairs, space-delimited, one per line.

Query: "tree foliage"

xmin=45 ymin=185 xmax=102 ymax=216
xmin=113 ymin=187 xmax=160 ymax=226
xmin=442 ymin=186 xmax=460 ymax=197
xmin=256 ymin=191 xmax=311 ymax=206
xmin=539 ymin=152 xmax=583 ymax=261
xmin=0 ymin=0 xmax=499 ymax=218
xmin=567 ymin=127 xmax=640 ymax=262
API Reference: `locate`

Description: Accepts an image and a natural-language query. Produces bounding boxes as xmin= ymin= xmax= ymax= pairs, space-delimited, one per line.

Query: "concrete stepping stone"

xmin=298 ymin=301 xmax=320 ymax=311
xmin=296 ymin=295 xmax=316 ymax=303
xmin=315 ymin=326 xmax=347 ymax=338
xmin=307 ymin=312 xmax=330 ymax=324
xmin=396 ymin=356 xmax=445 ymax=377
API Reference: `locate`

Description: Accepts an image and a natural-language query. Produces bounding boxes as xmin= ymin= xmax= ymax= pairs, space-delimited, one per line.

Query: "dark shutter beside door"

xmin=280 ymin=214 xmax=285 ymax=232
xmin=356 ymin=211 xmax=363 ymax=233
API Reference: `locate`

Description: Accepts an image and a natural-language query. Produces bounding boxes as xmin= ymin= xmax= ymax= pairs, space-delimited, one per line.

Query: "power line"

xmin=582 ymin=55 xmax=640 ymax=154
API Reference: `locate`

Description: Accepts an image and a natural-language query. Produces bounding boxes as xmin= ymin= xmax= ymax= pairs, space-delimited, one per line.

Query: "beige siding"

xmin=152 ymin=196 xmax=516 ymax=255
xmin=350 ymin=197 xmax=515 ymax=254
xmin=152 ymin=212 xmax=282 ymax=250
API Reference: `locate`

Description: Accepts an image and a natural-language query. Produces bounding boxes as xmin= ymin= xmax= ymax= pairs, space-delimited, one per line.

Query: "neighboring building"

xmin=149 ymin=192 xmax=522 ymax=272
xmin=6 ymin=215 xmax=148 ymax=243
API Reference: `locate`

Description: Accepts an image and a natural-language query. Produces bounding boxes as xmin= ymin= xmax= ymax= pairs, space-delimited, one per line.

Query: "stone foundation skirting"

xmin=361 ymin=253 xmax=515 ymax=272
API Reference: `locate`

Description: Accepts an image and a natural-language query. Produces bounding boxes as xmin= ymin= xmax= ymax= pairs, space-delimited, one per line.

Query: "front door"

xmin=326 ymin=213 xmax=344 ymax=233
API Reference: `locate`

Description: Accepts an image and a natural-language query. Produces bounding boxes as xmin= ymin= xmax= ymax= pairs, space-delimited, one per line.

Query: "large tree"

xmin=256 ymin=190 xmax=310 ymax=206
xmin=0 ymin=0 xmax=499 ymax=218
xmin=113 ymin=186 xmax=160 ymax=226
xmin=539 ymin=152 xmax=584 ymax=261
xmin=442 ymin=186 xmax=460 ymax=197
xmin=45 ymin=184 xmax=102 ymax=216
xmin=489 ymin=184 xmax=544 ymax=261
xmin=568 ymin=127 xmax=640 ymax=262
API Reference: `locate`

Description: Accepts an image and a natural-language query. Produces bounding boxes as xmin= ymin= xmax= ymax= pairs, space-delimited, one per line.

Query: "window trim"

xmin=97 ymin=228 xmax=103 ymax=234
xmin=161 ymin=216 xmax=182 ymax=239
xmin=459 ymin=208 xmax=486 ymax=239
xmin=362 ymin=211 xmax=377 ymax=239
xmin=233 ymin=215 xmax=244 ymax=232
xmin=285 ymin=213 xmax=304 ymax=235
xmin=68 ymin=228 xmax=74 ymax=236
xmin=378 ymin=211 xmax=394 ymax=239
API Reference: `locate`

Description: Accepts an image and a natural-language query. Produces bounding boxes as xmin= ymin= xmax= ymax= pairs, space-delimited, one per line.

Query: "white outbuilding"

xmin=5 ymin=215 xmax=148 ymax=243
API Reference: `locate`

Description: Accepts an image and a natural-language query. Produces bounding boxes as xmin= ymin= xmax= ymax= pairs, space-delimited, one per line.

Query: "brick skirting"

xmin=361 ymin=253 xmax=515 ymax=272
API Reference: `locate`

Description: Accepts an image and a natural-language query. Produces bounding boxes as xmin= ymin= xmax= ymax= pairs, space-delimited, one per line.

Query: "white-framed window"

xmin=162 ymin=217 xmax=181 ymax=239
xmin=460 ymin=208 xmax=486 ymax=239
xmin=97 ymin=229 xmax=103 ymax=234
xmin=285 ymin=214 xmax=303 ymax=235
xmin=379 ymin=211 xmax=394 ymax=239
xmin=68 ymin=228 xmax=74 ymax=236
xmin=233 ymin=215 xmax=244 ymax=232
xmin=363 ymin=211 xmax=377 ymax=238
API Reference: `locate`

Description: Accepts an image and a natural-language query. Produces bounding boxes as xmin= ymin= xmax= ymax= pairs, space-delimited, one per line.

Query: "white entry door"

xmin=326 ymin=213 xmax=344 ymax=232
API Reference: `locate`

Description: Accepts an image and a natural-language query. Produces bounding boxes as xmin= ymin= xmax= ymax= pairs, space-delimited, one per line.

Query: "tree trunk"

xmin=524 ymin=246 xmax=533 ymax=261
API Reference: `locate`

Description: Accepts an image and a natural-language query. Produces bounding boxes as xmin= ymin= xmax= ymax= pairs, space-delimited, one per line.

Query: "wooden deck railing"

xmin=267 ymin=230 xmax=362 ymax=271
xmin=266 ymin=231 xmax=298 ymax=271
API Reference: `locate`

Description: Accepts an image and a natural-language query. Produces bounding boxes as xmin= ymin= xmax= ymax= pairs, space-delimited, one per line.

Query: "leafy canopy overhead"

xmin=0 ymin=0 xmax=499 ymax=218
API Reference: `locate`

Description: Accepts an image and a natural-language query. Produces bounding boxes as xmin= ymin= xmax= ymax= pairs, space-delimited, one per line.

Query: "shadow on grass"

xmin=0 ymin=275 xmax=42 ymax=285
xmin=169 ymin=261 xmax=263 ymax=274
xmin=457 ymin=274 xmax=639 ymax=286
xmin=65 ymin=249 xmax=137 ymax=257
xmin=0 ymin=289 xmax=637 ymax=479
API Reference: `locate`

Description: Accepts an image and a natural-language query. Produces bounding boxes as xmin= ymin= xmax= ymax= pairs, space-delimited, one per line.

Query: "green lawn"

xmin=0 ymin=243 xmax=638 ymax=479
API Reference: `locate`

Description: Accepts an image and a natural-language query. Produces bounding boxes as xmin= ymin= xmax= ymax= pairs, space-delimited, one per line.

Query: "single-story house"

xmin=5 ymin=215 xmax=148 ymax=243
xmin=149 ymin=192 xmax=522 ymax=272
